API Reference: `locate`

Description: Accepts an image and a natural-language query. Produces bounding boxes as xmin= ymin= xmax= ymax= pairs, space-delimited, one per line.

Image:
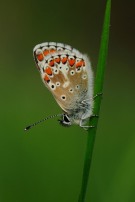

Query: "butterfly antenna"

xmin=24 ymin=114 xmax=62 ymax=131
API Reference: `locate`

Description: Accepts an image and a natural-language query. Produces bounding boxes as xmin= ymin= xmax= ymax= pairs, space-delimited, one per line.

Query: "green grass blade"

xmin=78 ymin=0 xmax=111 ymax=201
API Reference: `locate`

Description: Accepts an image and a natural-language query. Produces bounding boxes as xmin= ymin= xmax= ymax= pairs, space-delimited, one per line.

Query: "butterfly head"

xmin=58 ymin=114 xmax=71 ymax=127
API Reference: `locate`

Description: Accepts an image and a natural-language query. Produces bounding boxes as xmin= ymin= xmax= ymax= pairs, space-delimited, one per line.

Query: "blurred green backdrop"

xmin=0 ymin=0 xmax=135 ymax=201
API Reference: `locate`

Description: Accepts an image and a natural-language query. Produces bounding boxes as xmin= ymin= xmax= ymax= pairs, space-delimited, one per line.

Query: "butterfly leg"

xmin=82 ymin=93 xmax=102 ymax=104
xmin=79 ymin=117 xmax=95 ymax=130
xmin=93 ymin=92 xmax=103 ymax=100
xmin=79 ymin=113 xmax=99 ymax=130
xmin=81 ymin=93 xmax=102 ymax=105
xmin=91 ymin=114 xmax=99 ymax=118
xmin=79 ymin=120 xmax=95 ymax=130
xmin=91 ymin=93 xmax=103 ymax=118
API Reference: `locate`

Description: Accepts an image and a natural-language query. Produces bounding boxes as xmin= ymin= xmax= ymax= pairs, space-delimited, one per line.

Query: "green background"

xmin=0 ymin=0 xmax=135 ymax=201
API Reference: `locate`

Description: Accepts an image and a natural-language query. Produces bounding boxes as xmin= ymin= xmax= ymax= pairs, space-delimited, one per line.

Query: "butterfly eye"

xmin=59 ymin=114 xmax=71 ymax=127
xmin=63 ymin=114 xmax=70 ymax=123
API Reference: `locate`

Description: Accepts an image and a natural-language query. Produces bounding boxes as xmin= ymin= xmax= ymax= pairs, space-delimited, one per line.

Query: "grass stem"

xmin=78 ymin=0 xmax=111 ymax=201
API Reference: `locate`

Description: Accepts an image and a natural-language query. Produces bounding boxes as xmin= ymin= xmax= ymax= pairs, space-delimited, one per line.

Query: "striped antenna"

xmin=24 ymin=114 xmax=63 ymax=131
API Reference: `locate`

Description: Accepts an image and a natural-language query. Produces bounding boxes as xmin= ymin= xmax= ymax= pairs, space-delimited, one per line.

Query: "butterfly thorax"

xmin=66 ymin=98 xmax=93 ymax=125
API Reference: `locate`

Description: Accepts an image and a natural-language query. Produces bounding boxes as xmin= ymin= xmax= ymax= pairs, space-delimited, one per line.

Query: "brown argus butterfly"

xmin=25 ymin=42 xmax=94 ymax=131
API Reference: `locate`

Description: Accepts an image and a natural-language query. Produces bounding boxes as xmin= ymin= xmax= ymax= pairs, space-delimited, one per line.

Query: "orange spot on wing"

xmin=43 ymin=50 xmax=50 ymax=56
xmin=49 ymin=59 xmax=54 ymax=67
xmin=76 ymin=60 xmax=83 ymax=68
xmin=36 ymin=53 xmax=44 ymax=61
xmin=45 ymin=67 xmax=52 ymax=75
xmin=55 ymin=57 xmax=60 ymax=63
xmin=61 ymin=57 xmax=67 ymax=64
xmin=50 ymin=49 xmax=56 ymax=54
xmin=44 ymin=75 xmax=50 ymax=83
xmin=68 ymin=59 xmax=75 ymax=66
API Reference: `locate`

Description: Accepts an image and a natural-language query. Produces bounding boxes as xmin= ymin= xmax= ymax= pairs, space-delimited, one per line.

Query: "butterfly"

xmin=25 ymin=42 xmax=94 ymax=131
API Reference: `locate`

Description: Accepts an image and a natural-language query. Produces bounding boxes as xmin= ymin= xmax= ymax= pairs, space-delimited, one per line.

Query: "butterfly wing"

xmin=33 ymin=42 xmax=93 ymax=114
